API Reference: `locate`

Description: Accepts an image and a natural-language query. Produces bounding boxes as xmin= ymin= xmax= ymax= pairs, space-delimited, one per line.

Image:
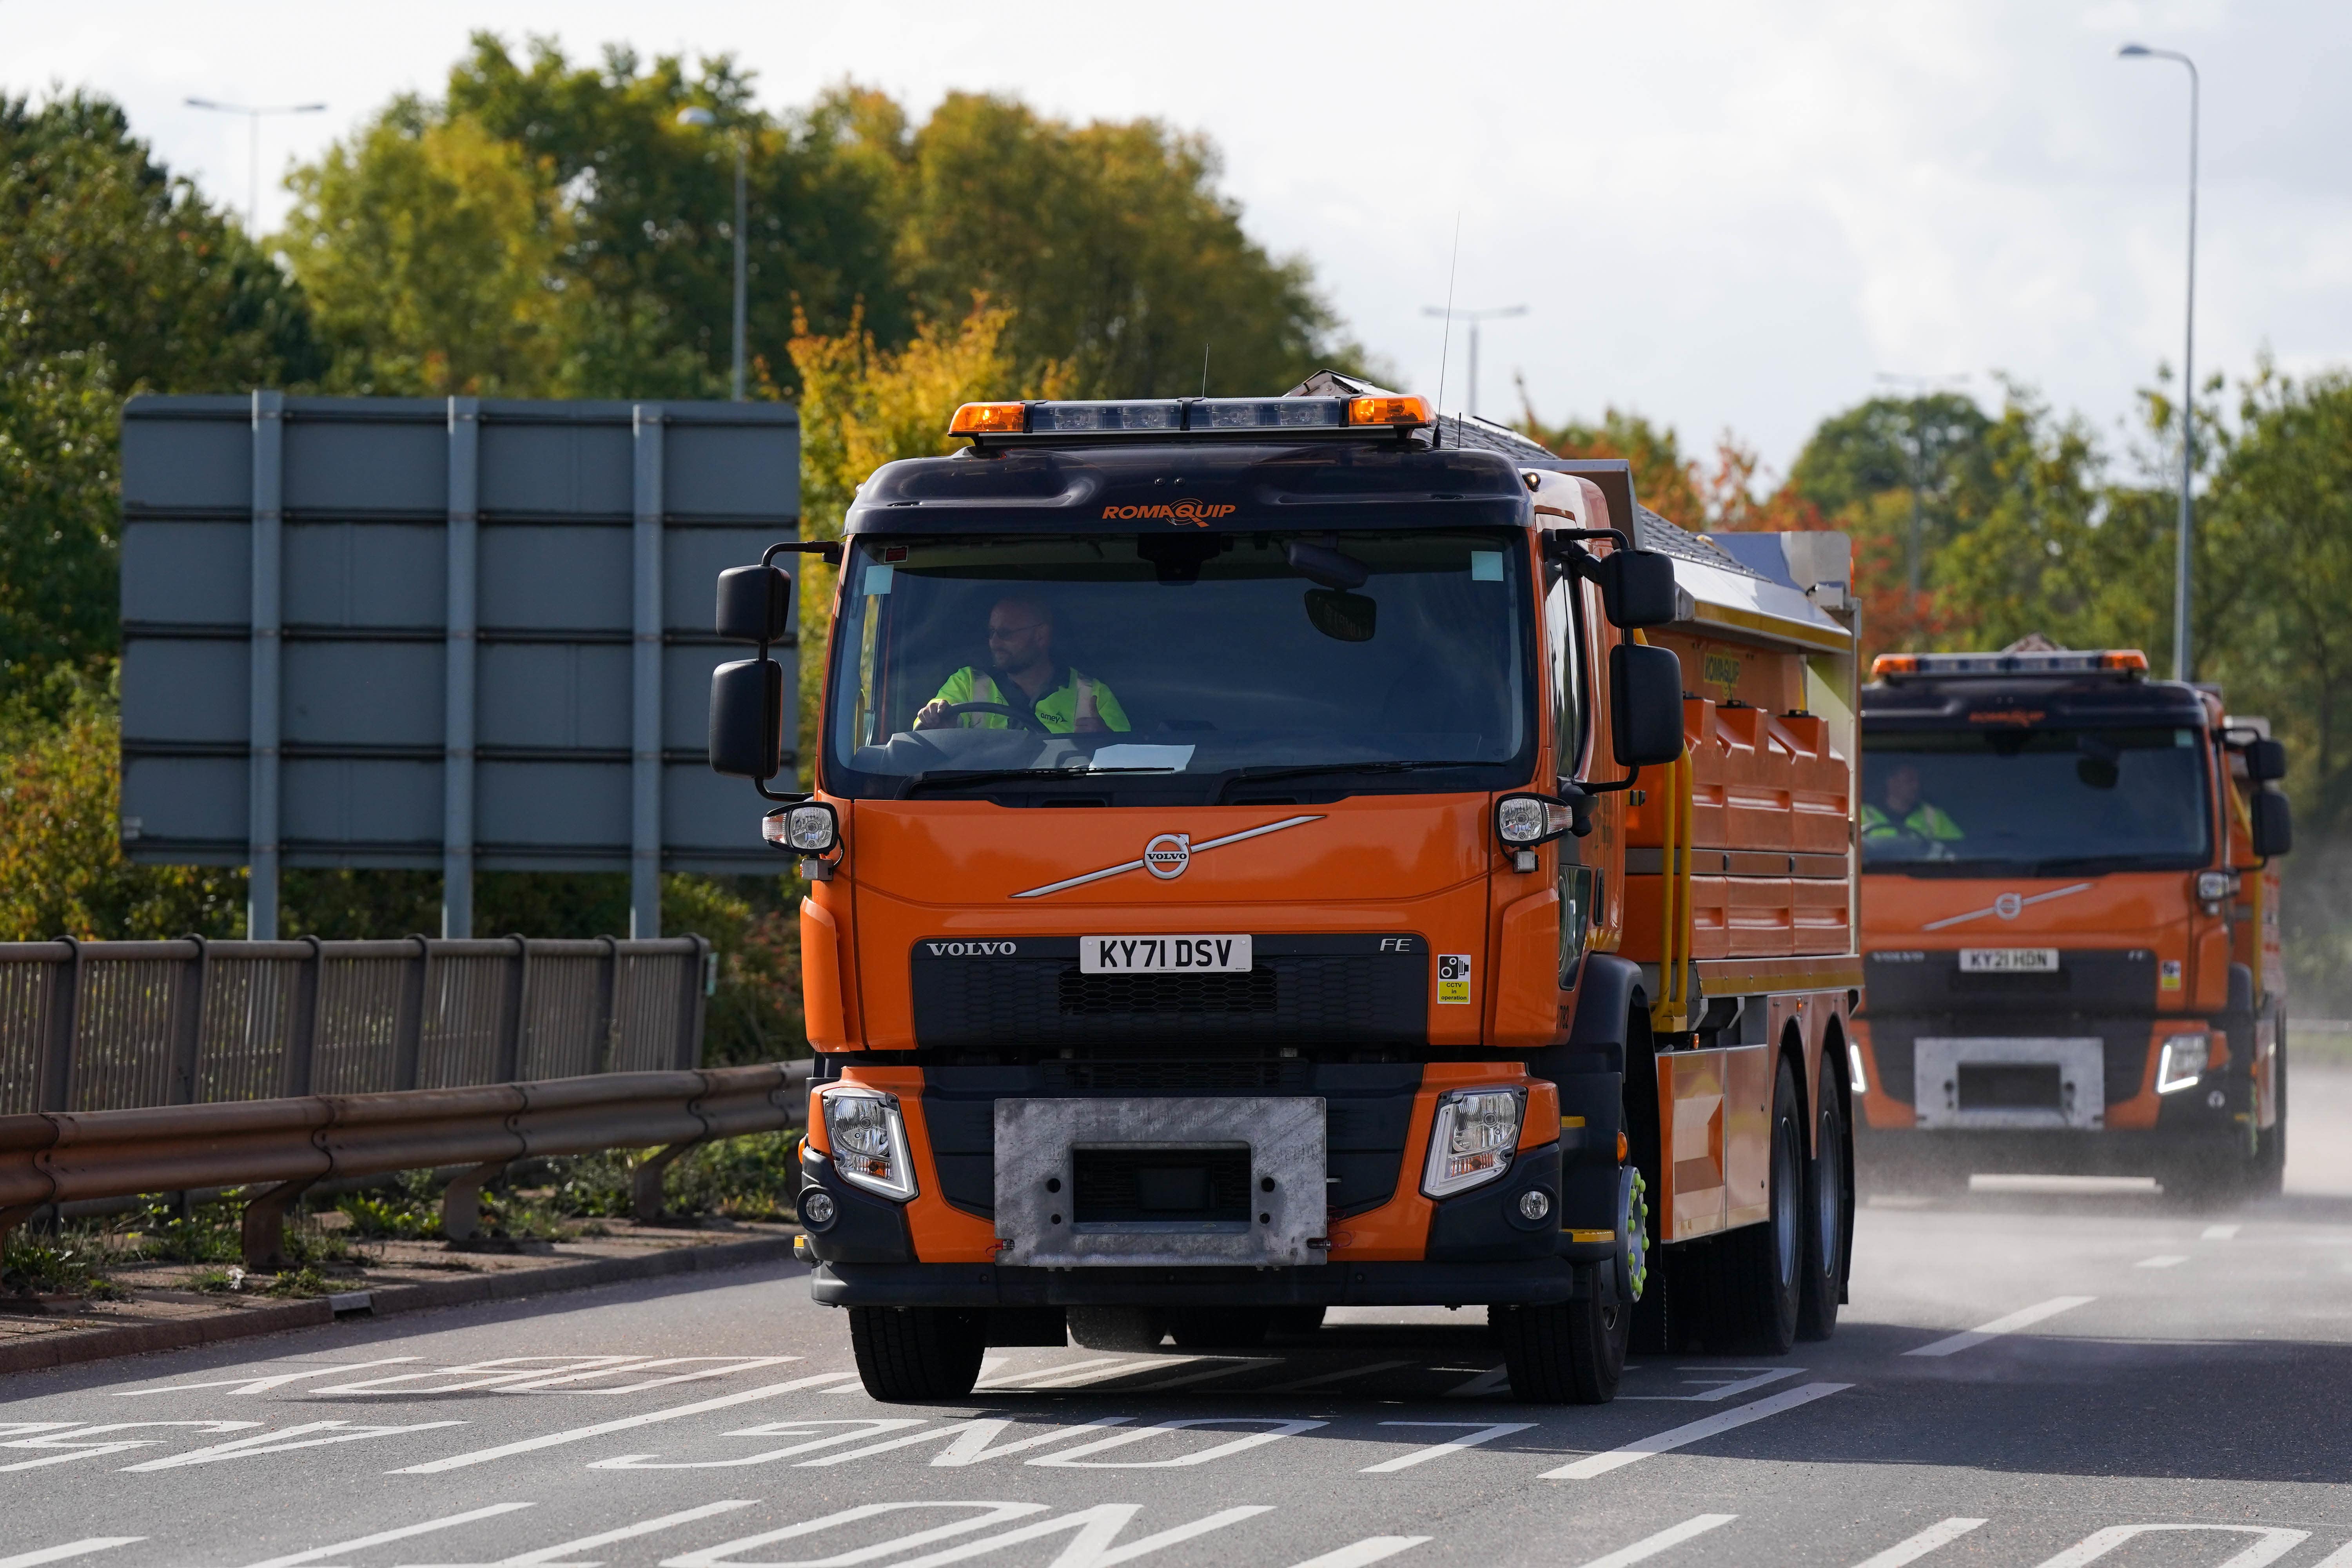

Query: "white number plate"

xmin=1080 ymin=935 xmax=1252 ymax=974
xmin=1959 ymin=948 xmax=2060 ymax=973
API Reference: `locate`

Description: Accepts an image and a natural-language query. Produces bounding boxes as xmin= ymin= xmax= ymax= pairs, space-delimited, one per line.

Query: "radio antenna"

xmin=1427 ymin=212 xmax=1462 ymax=448
xmin=1201 ymin=342 xmax=1211 ymax=398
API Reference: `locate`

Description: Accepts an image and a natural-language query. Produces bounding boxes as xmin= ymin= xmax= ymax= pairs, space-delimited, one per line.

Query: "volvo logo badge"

xmin=1143 ymin=833 xmax=1192 ymax=879
xmin=1994 ymin=893 xmax=2023 ymax=920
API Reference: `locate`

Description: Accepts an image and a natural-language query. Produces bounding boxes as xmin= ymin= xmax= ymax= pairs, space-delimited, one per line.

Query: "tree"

xmin=0 ymin=300 xmax=119 ymax=692
xmin=1515 ymin=396 xmax=1708 ymax=527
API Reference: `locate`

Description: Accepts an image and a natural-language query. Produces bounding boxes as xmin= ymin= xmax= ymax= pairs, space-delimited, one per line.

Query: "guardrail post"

xmin=168 ymin=936 xmax=208 ymax=1106
xmin=241 ymin=1175 xmax=321 ymax=1272
xmin=440 ymin=1158 xmax=510 ymax=1243
xmin=496 ymin=935 xmax=528 ymax=1084
xmin=282 ymin=934 xmax=323 ymax=1098
xmin=36 ymin=936 xmax=82 ymax=1114
xmin=394 ymin=935 xmax=429 ymax=1092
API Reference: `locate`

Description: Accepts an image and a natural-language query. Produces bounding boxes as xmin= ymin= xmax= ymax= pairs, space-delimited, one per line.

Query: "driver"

xmin=914 ymin=594 xmax=1130 ymax=735
xmin=1862 ymin=762 xmax=1964 ymax=857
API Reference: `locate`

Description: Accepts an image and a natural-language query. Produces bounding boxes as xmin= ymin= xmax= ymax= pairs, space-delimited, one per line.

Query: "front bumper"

xmin=809 ymin=1256 xmax=1592 ymax=1309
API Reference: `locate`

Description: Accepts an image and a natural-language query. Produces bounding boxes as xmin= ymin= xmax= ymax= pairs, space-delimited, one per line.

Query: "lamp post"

xmin=677 ymin=107 xmax=748 ymax=401
xmin=1421 ymin=304 xmax=1528 ymax=419
xmin=185 ymin=97 xmax=326 ymax=232
xmin=2118 ymin=42 xmax=2200 ymax=684
xmin=1875 ymin=372 xmax=1971 ymax=603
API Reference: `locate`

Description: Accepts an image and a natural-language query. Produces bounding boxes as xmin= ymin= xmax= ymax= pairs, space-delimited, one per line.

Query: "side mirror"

xmin=1610 ymin=642 xmax=1687 ymax=768
xmin=1595 ymin=550 xmax=1680 ymax=629
xmin=2244 ymin=737 xmax=2287 ymax=783
xmin=709 ymin=658 xmax=785 ymax=779
xmin=2251 ymin=789 xmax=2292 ymax=858
xmin=717 ymin=564 xmax=793 ymax=644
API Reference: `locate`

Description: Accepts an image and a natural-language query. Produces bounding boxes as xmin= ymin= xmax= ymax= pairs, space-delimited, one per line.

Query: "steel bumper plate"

xmin=993 ymin=1096 xmax=1328 ymax=1268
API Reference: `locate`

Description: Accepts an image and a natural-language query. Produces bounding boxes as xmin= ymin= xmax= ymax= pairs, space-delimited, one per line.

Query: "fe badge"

xmin=1437 ymin=953 xmax=1472 ymax=1005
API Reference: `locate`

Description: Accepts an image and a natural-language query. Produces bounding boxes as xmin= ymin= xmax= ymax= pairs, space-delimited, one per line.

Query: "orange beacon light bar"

xmin=947 ymin=402 xmax=1027 ymax=436
xmin=947 ymin=393 xmax=1436 ymax=440
xmin=1871 ymin=648 xmax=2151 ymax=682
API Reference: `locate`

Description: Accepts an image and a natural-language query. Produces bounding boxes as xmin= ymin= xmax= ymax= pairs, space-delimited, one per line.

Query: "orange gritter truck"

xmin=1851 ymin=646 xmax=2293 ymax=1198
xmin=706 ymin=374 xmax=1864 ymax=1402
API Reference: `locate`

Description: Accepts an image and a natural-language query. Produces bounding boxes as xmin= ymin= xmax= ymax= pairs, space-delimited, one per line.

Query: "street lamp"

xmin=2118 ymin=42 xmax=2200 ymax=684
xmin=1875 ymin=372 xmax=1972 ymax=602
xmin=185 ymin=97 xmax=327 ymax=232
xmin=677 ymin=106 xmax=748 ymax=402
xmin=1421 ymin=304 xmax=1528 ymax=419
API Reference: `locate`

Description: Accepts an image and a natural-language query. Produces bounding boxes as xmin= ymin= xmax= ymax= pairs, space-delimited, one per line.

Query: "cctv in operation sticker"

xmin=1437 ymin=954 xmax=1472 ymax=1005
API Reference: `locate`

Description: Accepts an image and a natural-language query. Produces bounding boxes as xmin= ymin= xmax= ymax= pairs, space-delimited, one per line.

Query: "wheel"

xmin=1269 ymin=1305 xmax=1327 ymax=1338
xmin=1164 ymin=1307 xmax=1270 ymax=1348
xmin=1494 ymin=1260 xmax=1630 ymax=1405
xmin=1685 ymin=1055 xmax=1803 ymax=1354
xmin=1066 ymin=1306 xmax=1166 ymax=1350
xmin=1797 ymin=1054 xmax=1851 ymax=1341
xmin=848 ymin=1306 xmax=985 ymax=1402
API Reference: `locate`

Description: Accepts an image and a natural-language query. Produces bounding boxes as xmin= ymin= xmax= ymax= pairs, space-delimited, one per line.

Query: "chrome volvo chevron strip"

xmin=1920 ymin=881 xmax=2094 ymax=932
xmin=1011 ymin=815 xmax=1325 ymax=899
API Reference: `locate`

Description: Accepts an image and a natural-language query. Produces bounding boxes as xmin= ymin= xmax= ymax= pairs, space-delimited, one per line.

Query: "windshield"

xmin=824 ymin=529 xmax=1534 ymax=801
xmin=1861 ymin=725 xmax=2212 ymax=874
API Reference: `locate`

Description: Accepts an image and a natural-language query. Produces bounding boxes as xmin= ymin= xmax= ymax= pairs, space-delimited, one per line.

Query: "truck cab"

xmin=709 ymin=377 xmax=1862 ymax=1401
xmin=1851 ymin=647 xmax=2293 ymax=1197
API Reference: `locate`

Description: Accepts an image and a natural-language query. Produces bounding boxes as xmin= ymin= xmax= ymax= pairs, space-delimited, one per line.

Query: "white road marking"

xmin=1848 ymin=1517 xmax=1989 ymax=1567
xmin=389 ymin=1372 xmax=854 ymax=1474
xmin=0 ymin=1421 xmax=262 ymax=1470
xmin=394 ymin=1498 xmax=760 ymax=1566
xmin=1284 ymin=1538 xmax=1432 ymax=1568
xmin=236 ymin=1503 xmax=535 ymax=1568
xmin=1358 ymin=1421 xmax=1535 ymax=1473
xmin=2202 ymin=1224 xmax=2241 ymax=1240
xmin=1904 ymin=1296 xmax=2096 ymax=1357
xmin=885 ymin=1504 xmax=1272 ymax=1568
xmin=1030 ymin=1417 xmax=1325 ymax=1468
xmin=1123 ymin=1357 xmax=1279 ymax=1391
xmin=2136 ymin=1256 xmax=2189 ymax=1269
xmin=1265 ymin=1360 xmax=1414 ymax=1392
xmin=1016 ymin=1357 xmax=1210 ymax=1390
xmin=972 ymin=1356 xmax=1129 ymax=1389
xmin=2029 ymin=1524 xmax=2310 ymax=1568
xmin=590 ymin=1417 xmax=926 ymax=1469
xmin=2308 ymin=1543 xmax=2352 ymax=1567
xmin=495 ymin=1357 xmax=802 ymax=1394
xmin=113 ymin=1357 xmax=422 ymax=1397
xmin=0 ymin=1543 xmax=145 ymax=1568
xmin=1573 ymin=1513 xmax=1738 ymax=1567
xmin=125 ymin=1419 xmax=468 ymax=1470
xmin=1542 ymin=1383 xmax=1850 ymax=1479
xmin=314 ymin=1357 xmax=653 ymax=1396
xmin=795 ymin=1416 xmax=1136 ymax=1468
xmin=1621 ymin=1367 xmax=1801 ymax=1402
xmin=662 ymin=1502 xmax=1050 ymax=1568
xmin=1445 ymin=1365 xmax=1510 ymax=1397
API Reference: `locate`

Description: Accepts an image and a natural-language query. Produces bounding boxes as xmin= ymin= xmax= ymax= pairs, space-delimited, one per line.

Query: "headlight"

xmin=1422 ymin=1087 xmax=1526 ymax=1198
xmin=821 ymin=1087 xmax=916 ymax=1200
xmin=2194 ymin=870 xmax=2233 ymax=904
xmin=762 ymin=802 xmax=839 ymax=855
xmin=2156 ymin=1034 xmax=2209 ymax=1095
xmin=1495 ymin=794 xmax=1580 ymax=846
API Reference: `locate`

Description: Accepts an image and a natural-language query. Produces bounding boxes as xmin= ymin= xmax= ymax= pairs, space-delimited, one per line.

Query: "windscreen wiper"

xmin=898 ymin=766 xmax=1173 ymax=799
xmin=1212 ymin=759 xmax=1479 ymax=805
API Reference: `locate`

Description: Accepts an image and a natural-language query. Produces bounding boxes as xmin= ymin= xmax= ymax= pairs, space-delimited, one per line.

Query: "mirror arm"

xmin=1579 ymin=765 xmax=1641 ymax=796
xmin=741 ymin=538 xmax=834 ymax=802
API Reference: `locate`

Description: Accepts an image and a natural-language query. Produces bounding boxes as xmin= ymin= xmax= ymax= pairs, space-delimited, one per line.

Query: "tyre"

xmin=1269 ymin=1305 xmax=1327 ymax=1338
xmin=1066 ymin=1307 xmax=1166 ymax=1351
xmin=848 ymin=1306 xmax=986 ymax=1402
xmin=1685 ymin=1055 xmax=1803 ymax=1354
xmin=1797 ymin=1054 xmax=1851 ymax=1342
xmin=1164 ymin=1307 xmax=1270 ymax=1348
xmin=1494 ymin=1260 xmax=1630 ymax=1404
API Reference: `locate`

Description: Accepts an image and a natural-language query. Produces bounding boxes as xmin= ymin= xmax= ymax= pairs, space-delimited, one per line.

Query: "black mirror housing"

xmin=717 ymin=564 xmax=793 ymax=644
xmin=1611 ymin=643 xmax=1687 ymax=768
xmin=2245 ymin=737 xmax=2288 ymax=783
xmin=1303 ymin=588 xmax=1377 ymax=642
xmin=2251 ymin=789 xmax=2292 ymax=858
xmin=1597 ymin=550 xmax=1679 ymax=630
xmin=709 ymin=657 xmax=785 ymax=779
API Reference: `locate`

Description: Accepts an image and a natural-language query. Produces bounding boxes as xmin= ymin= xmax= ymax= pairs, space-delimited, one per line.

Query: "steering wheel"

xmin=922 ymin=701 xmax=1051 ymax=735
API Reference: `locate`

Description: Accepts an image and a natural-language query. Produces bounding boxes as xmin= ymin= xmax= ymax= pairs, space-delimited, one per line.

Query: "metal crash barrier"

xmin=0 ymin=1061 xmax=812 ymax=1269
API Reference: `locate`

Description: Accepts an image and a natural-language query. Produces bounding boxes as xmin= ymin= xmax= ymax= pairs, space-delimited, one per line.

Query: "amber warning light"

xmin=1872 ymin=648 xmax=2150 ymax=682
xmin=947 ymin=402 xmax=1026 ymax=436
xmin=947 ymin=392 xmax=1434 ymax=439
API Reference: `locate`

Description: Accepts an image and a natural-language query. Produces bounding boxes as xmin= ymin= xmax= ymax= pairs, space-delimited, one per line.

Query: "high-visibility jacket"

xmin=1861 ymin=800 xmax=1964 ymax=845
xmin=930 ymin=664 xmax=1131 ymax=733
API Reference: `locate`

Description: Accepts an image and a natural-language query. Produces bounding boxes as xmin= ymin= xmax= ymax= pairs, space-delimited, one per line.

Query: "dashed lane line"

xmin=0 ymin=1542 xmax=145 ymax=1568
xmin=1903 ymin=1296 xmax=2096 ymax=1357
xmin=1573 ymin=1514 xmax=1738 ymax=1568
xmin=2136 ymin=1256 xmax=2189 ymax=1269
xmin=1359 ymin=1421 xmax=1536 ymax=1473
xmin=2203 ymin=1224 xmax=2241 ymax=1240
xmin=387 ymin=1373 xmax=855 ymax=1474
xmin=236 ymin=1504 xmax=535 ymax=1568
xmin=1848 ymin=1518 xmax=1989 ymax=1567
xmin=392 ymin=1498 xmax=759 ymax=1566
xmin=1285 ymin=1538 xmax=1433 ymax=1568
xmin=1541 ymin=1383 xmax=1849 ymax=1479
xmin=2028 ymin=1524 xmax=2310 ymax=1568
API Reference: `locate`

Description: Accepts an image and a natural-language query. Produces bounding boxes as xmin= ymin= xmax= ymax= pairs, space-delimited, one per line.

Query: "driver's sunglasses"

xmin=986 ymin=622 xmax=1045 ymax=643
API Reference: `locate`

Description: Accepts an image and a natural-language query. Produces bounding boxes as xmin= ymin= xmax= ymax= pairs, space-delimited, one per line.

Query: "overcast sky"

xmin=9 ymin=0 xmax=2347 ymax=477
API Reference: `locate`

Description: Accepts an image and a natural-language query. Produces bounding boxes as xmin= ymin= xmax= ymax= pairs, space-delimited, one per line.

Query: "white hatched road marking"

xmin=1266 ymin=1360 xmax=1414 ymax=1392
xmin=883 ymin=1504 xmax=1270 ymax=1568
xmin=236 ymin=1504 xmax=535 ymax=1568
xmin=1123 ymin=1357 xmax=1279 ymax=1391
xmin=1543 ymin=1383 xmax=1849 ymax=1479
xmin=1445 ymin=1365 xmax=1510 ymax=1397
xmin=1029 ymin=1417 xmax=1325 ymax=1469
xmin=589 ymin=1417 xmax=926 ymax=1470
xmin=660 ymin=1501 xmax=1272 ymax=1568
xmin=661 ymin=1502 xmax=1045 ymax=1568
xmin=2203 ymin=1224 xmax=2241 ymax=1240
xmin=1621 ymin=1367 xmax=1800 ymax=1402
xmin=1905 ymin=1297 xmax=2096 ymax=1357
xmin=0 ymin=1543 xmax=145 ymax=1568
xmin=0 ymin=1421 xmax=261 ymax=1471
xmin=1018 ymin=1357 xmax=1209 ymax=1390
xmin=494 ymin=1357 xmax=803 ymax=1394
xmin=1849 ymin=1518 xmax=1989 ymax=1567
xmin=2136 ymin=1256 xmax=2189 ymax=1269
xmin=395 ymin=1499 xmax=760 ymax=1566
xmin=793 ymin=1416 xmax=1135 ymax=1468
xmin=2310 ymin=1543 xmax=2352 ymax=1567
xmin=1285 ymin=1539 xmax=1432 ymax=1568
xmin=389 ymin=1373 xmax=854 ymax=1474
xmin=113 ymin=1357 xmax=422 ymax=1397
xmin=971 ymin=1356 xmax=1130 ymax=1390
xmin=314 ymin=1357 xmax=652 ymax=1396
xmin=1359 ymin=1421 xmax=1535 ymax=1473
xmin=2029 ymin=1524 xmax=2310 ymax=1568
xmin=124 ymin=1419 xmax=467 ymax=1470
xmin=1574 ymin=1514 xmax=1738 ymax=1568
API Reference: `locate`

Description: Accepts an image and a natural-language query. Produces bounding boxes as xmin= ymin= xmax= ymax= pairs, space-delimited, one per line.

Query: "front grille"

xmin=1041 ymin=1059 xmax=1310 ymax=1093
xmin=1058 ymin=968 xmax=1278 ymax=1016
xmin=1957 ymin=1063 xmax=2062 ymax=1111
xmin=1073 ymin=1147 xmax=1252 ymax=1224
xmin=1861 ymin=947 xmax=2163 ymax=1107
